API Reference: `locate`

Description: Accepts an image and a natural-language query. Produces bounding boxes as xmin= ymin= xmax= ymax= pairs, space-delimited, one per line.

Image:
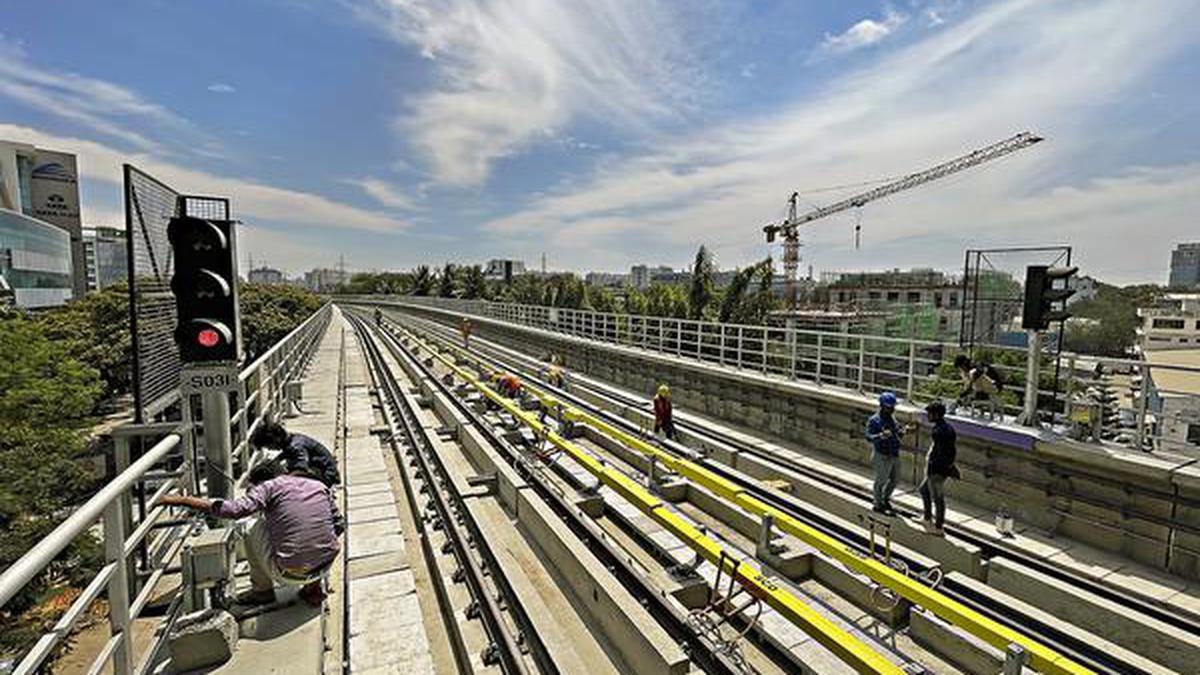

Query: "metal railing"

xmin=0 ymin=303 xmax=333 ymax=675
xmin=369 ymin=296 xmax=1200 ymax=456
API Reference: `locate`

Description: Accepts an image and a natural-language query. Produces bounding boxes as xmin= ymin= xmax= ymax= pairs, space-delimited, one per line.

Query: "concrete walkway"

xmin=210 ymin=310 xmax=348 ymax=674
xmin=339 ymin=314 xmax=435 ymax=675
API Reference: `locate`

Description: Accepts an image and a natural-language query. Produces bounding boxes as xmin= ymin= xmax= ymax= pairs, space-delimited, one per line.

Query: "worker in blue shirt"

xmin=865 ymin=392 xmax=911 ymax=515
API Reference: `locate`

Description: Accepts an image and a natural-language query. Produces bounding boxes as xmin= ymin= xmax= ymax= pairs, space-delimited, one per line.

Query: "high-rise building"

xmin=1169 ymin=243 xmax=1200 ymax=289
xmin=0 ymin=208 xmax=74 ymax=307
xmin=0 ymin=141 xmax=85 ymax=298
xmin=81 ymin=226 xmax=127 ymax=292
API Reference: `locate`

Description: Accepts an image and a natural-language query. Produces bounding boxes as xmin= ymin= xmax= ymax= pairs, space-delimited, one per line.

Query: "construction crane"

xmin=764 ymin=131 xmax=1044 ymax=309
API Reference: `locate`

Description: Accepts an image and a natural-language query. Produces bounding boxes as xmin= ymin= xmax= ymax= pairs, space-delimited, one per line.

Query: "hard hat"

xmin=879 ymin=392 xmax=898 ymax=408
xmin=657 ymin=384 xmax=670 ymax=397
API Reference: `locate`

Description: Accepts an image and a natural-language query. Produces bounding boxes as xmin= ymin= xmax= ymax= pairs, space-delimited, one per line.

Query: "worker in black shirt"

xmin=251 ymin=421 xmax=341 ymax=488
xmin=919 ymin=401 xmax=960 ymax=535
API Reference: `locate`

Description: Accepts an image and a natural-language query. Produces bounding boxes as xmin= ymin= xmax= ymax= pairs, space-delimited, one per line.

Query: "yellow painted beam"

xmin=401 ymin=325 xmax=1095 ymax=675
xmin=390 ymin=327 xmax=905 ymax=675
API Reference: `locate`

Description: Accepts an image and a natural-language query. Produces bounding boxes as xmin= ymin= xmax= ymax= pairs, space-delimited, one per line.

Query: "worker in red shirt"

xmin=494 ymin=373 xmax=522 ymax=399
xmin=653 ymin=384 xmax=676 ymax=440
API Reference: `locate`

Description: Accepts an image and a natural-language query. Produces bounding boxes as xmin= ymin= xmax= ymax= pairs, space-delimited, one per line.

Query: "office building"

xmin=248 ymin=266 xmax=285 ymax=285
xmin=81 ymin=226 xmax=127 ymax=292
xmin=630 ymin=264 xmax=673 ymax=290
xmin=585 ymin=271 xmax=630 ymax=288
xmin=1137 ymin=293 xmax=1200 ymax=353
xmin=0 ymin=141 xmax=85 ymax=297
xmin=1169 ymin=243 xmax=1200 ymax=289
xmin=484 ymin=259 xmax=526 ymax=282
xmin=0 ymin=208 xmax=74 ymax=307
xmin=304 ymin=267 xmax=350 ymax=293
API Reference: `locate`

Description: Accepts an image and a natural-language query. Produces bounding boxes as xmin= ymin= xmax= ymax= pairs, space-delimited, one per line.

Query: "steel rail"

xmin=349 ymin=309 xmax=758 ymax=675
xmin=392 ymin=310 xmax=1166 ymax=675
xmin=386 ymin=320 xmax=907 ymax=675
xmin=348 ymin=314 xmax=537 ymax=675
xmin=394 ymin=314 xmax=1094 ymax=675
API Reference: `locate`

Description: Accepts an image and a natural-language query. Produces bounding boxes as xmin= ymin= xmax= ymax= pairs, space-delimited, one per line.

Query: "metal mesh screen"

xmin=125 ymin=165 xmax=181 ymax=422
xmin=124 ymin=167 xmax=234 ymax=421
xmin=960 ymin=246 xmax=1072 ymax=350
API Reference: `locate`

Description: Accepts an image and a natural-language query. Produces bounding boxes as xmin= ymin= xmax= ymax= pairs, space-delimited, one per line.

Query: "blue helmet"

xmin=879 ymin=392 xmax=898 ymax=408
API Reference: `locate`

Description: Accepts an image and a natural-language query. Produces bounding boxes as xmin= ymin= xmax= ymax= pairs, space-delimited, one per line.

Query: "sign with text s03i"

xmin=180 ymin=363 xmax=240 ymax=395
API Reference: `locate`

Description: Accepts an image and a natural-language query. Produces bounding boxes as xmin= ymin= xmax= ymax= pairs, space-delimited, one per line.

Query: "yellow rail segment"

xmin=384 ymin=324 xmax=905 ymax=675
xmin=395 ymin=320 xmax=1095 ymax=675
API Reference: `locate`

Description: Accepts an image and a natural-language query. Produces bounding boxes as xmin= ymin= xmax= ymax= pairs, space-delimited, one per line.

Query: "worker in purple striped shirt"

xmin=160 ymin=461 xmax=341 ymax=607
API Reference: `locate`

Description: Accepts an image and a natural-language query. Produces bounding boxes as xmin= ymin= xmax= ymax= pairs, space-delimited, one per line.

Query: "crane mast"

xmin=764 ymin=131 xmax=1044 ymax=309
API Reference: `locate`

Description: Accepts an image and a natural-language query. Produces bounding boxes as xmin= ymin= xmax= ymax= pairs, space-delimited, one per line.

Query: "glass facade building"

xmin=0 ymin=207 xmax=73 ymax=307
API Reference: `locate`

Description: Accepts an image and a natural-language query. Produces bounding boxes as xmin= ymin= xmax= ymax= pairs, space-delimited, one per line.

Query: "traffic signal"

xmin=168 ymin=216 xmax=240 ymax=362
xmin=1022 ymin=264 xmax=1078 ymax=330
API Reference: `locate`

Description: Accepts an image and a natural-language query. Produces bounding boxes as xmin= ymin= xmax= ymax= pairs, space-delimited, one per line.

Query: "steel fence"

xmin=380 ymin=296 xmax=1200 ymax=456
xmin=0 ymin=302 xmax=332 ymax=675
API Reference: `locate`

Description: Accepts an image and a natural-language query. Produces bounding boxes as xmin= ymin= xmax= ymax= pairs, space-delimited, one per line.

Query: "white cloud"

xmin=343 ymin=177 xmax=419 ymax=210
xmin=0 ymin=36 xmax=197 ymax=152
xmin=820 ymin=9 xmax=907 ymax=55
xmin=207 ymin=83 xmax=236 ymax=94
xmin=0 ymin=123 xmax=413 ymax=235
xmin=366 ymin=0 xmax=697 ymax=186
xmin=479 ymin=0 xmax=1199 ymax=283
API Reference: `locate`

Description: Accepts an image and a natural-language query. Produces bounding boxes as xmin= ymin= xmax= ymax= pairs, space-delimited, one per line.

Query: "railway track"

xmin=374 ymin=304 xmax=1194 ymax=675
xmin=348 ymin=311 xmax=804 ymax=674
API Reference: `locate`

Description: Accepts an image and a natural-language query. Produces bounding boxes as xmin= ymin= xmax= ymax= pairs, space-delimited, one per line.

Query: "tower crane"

xmin=764 ymin=131 xmax=1044 ymax=309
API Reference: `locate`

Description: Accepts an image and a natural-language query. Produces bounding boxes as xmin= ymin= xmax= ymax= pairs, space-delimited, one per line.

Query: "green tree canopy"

xmin=238 ymin=283 xmax=325 ymax=361
xmin=37 ymin=285 xmax=132 ymax=400
xmin=689 ymin=245 xmax=715 ymax=320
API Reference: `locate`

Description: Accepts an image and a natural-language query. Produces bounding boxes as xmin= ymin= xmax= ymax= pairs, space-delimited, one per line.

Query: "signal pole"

xmin=168 ymin=213 xmax=242 ymax=498
xmin=1017 ymin=264 xmax=1078 ymax=427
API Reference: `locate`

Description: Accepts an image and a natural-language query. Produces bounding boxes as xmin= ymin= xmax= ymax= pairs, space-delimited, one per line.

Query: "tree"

xmin=1063 ymin=283 xmax=1163 ymax=356
xmin=719 ymin=266 xmax=755 ymax=323
xmin=342 ymin=271 xmax=411 ymax=295
xmin=438 ymin=263 xmax=457 ymax=297
xmin=411 ymin=265 xmax=435 ymax=296
xmin=461 ymin=265 xmax=487 ymax=300
xmin=0 ymin=315 xmax=104 ymax=618
xmin=238 ymin=283 xmax=325 ymax=361
xmin=689 ymin=245 xmax=715 ymax=320
xmin=37 ymin=285 xmax=132 ymax=400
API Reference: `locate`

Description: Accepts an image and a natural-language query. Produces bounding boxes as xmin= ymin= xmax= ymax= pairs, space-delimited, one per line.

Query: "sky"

xmin=1 ymin=0 xmax=1197 ymax=284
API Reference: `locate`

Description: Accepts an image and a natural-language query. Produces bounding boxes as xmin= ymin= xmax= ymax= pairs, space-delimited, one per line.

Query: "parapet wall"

xmin=378 ymin=300 xmax=1200 ymax=580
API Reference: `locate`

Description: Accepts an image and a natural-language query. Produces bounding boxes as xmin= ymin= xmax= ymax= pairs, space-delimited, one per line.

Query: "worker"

xmin=497 ymin=373 xmax=522 ymax=399
xmin=918 ymin=400 xmax=960 ymax=535
xmin=546 ymin=355 xmax=567 ymax=389
xmin=459 ymin=317 xmax=474 ymax=350
xmin=159 ymin=460 xmax=341 ymax=607
xmin=252 ymin=421 xmax=341 ymax=488
xmin=373 ymin=307 xmax=383 ymax=327
xmin=653 ymin=384 xmax=676 ymax=440
xmin=865 ymin=392 xmax=910 ymax=516
xmin=954 ymin=355 xmax=1002 ymax=419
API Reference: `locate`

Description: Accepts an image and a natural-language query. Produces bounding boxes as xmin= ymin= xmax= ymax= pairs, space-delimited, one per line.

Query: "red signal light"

xmin=197 ymin=328 xmax=222 ymax=348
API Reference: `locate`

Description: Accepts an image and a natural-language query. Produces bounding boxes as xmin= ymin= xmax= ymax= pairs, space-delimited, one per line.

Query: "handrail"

xmin=361 ymin=295 xmax=1200 ymax=456
xmin=0 ymin=301 xmax=335 ymax=675
xmin=0 ymin=433 xmax=181 ymax=606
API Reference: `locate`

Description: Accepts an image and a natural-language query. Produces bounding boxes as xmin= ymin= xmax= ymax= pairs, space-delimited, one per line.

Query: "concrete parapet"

xmin=390 ymin=302 xmax=1200 ymax=581
xmin=986 ymin=558 xmax=1196 ymax=673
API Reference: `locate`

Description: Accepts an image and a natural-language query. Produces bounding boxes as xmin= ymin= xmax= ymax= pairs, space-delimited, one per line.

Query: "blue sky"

xmin=1 ymin=0 xmax=1197 ymax=283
